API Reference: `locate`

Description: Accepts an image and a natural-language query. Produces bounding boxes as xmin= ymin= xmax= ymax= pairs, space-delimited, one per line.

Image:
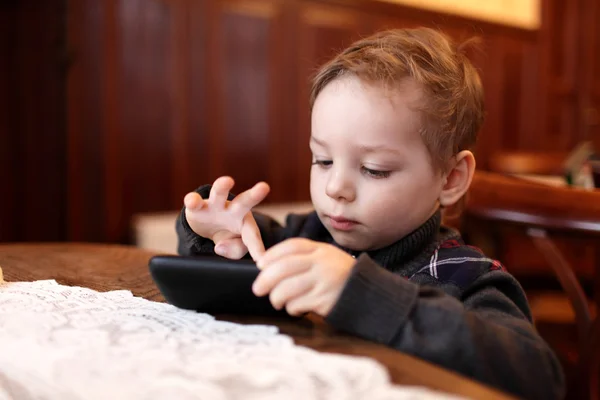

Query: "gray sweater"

xmin=176 ymin=186 xmax=565 ymax=400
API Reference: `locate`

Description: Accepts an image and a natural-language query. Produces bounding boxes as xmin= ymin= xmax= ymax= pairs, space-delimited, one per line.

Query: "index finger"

xmin=241 ymin=213 xmax=266 ymax=261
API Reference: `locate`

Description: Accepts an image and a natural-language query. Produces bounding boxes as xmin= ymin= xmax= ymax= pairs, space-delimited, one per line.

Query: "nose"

xmin=325 ymin=167 xmax=356 ymax=202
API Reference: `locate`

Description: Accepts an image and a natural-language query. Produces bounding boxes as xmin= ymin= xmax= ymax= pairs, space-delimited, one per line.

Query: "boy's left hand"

xmin=253 ymin=238 xmax=356 ymax=316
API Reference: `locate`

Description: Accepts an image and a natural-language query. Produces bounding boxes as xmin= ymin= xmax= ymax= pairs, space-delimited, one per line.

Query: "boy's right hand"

xmin=184 ymin=176 xmax=270 ymax=261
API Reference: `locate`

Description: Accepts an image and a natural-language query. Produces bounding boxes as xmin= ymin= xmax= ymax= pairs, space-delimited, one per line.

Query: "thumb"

xmin=214 ymin=238 xmax=248 ymax=260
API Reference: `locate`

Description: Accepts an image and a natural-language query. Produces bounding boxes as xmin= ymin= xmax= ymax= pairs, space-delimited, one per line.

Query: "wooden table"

xmin=0 ymin=243 xmax=514 ymax=400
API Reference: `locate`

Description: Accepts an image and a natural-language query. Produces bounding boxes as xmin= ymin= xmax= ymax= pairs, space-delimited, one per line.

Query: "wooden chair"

xmin=463 ymin=171 xmax=600 ymax=400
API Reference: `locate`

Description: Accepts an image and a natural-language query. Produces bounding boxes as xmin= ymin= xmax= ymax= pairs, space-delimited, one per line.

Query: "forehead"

xmin=311 ymin=75 xmax=424 ymax=146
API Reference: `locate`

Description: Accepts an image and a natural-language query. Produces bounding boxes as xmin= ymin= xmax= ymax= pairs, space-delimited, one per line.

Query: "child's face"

xmin=310 ymin=75 xmax=444 ymax=251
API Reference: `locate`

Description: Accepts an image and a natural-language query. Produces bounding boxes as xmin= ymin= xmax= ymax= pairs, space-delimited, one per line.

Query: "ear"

xmin=439 ymin=150 xmax=476 ymax=207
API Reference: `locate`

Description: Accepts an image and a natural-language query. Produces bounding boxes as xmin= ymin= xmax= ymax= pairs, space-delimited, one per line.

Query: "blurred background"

xmin=1 ymin=0 xmax=598 ymax=244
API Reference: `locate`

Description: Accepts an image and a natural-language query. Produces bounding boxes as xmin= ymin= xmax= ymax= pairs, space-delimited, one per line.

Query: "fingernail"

xmin=215 ymin=245 xmax=226 ymax=257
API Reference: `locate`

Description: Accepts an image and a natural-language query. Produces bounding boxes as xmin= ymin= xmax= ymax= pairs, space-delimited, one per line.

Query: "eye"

xmin=362 ymin=167 xmax=391 ymax=179
xmin=312 ymin=159 xmax=332 ymax=168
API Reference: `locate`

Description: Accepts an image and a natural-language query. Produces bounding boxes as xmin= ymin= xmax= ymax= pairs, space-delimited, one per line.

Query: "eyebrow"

xmin=310 ymin=136 xmax=403 ymax=156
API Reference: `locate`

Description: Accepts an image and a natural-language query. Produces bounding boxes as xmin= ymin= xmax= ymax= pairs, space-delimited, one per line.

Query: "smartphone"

xmin=149 ymin=254 xmax=288 ymax=316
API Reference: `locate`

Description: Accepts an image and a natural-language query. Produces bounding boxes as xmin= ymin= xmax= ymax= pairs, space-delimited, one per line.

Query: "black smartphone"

xmin=149 ymin=254 xmax=288 ymax=316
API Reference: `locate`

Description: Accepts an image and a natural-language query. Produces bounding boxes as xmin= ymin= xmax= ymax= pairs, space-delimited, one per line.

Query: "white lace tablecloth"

xmin=0 ymin=280 xmax=465 ymax=400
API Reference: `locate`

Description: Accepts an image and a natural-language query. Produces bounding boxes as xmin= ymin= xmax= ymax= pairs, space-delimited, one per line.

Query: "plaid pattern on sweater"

xmin=413 ymin=240 xmax=505 ymax=289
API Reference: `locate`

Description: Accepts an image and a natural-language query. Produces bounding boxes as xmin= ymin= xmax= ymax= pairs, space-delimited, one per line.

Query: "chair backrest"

xmin=464 ymin=171 xmax=600 ymax=400
xmin=467 ymin=171 xmax=600 ymax=235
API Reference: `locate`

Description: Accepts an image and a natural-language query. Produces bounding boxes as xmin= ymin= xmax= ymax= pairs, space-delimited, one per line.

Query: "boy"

xmin=176 ymin=28 xmax=564 ymax=400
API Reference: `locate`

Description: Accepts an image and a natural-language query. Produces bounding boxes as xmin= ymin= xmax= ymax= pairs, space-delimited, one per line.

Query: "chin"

xmin=329 ymin=231 xmax=371 ymax=251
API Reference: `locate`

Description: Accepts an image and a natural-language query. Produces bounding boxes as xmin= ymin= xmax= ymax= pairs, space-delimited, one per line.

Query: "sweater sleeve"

xmin=325 ymin=254 xmax=565 ymax=400
xmin=175 ymin=185 xmax=310 ymax=256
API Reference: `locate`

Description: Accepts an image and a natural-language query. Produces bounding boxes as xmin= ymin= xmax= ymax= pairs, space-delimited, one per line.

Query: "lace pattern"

xmin=0 ymin=280 xmax=463 ymax=400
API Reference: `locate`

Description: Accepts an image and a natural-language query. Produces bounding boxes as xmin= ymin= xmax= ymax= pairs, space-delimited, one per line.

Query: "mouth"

xmin=326 ymin=215 xmax=358 ymax=231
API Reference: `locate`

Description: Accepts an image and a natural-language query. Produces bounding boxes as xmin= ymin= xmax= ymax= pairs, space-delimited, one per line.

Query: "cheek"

xmin=310 ymin=168 xmax=325 ymax=199
xmin=360 ymin=186 xmax=405 ymax=217
xmin=412 ymin=172 xmax=444 ymax=202
xmin=360 ymin=174 xmax=441 ymax=220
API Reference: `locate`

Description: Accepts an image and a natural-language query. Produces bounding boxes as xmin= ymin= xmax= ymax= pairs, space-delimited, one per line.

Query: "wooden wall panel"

xmin=8 ymin=0 xmax=592 ymax=244
xmin=67 ymin=0 xmax=107 ymax=242
xmin=539 ymin=0 xmax=582 ymax=151
xmin=472 ymin=35 xmax=506 ymax=167
xmin=265 ymin=0 xmax=301 ymax=203
xmin=580 ymin=0 xmax=600 ymax=150
xmin=218 ymin=1 xmax=280 ymax=195
xmin=515 ymin=38 xmax=543 ymax=150
xmin=0 ymin=2 xmax=18 ymax=242
xmin=536 ymin=0 xmax=600 ymax=152
xmin=68 ymin=0 xmax=187 ymax=243
xmin=181 ymin=0 xmax=211 ymax=201
xmin=475 ymin=35 xmax=537 ymax=160
xmin=187 ymin=0 xmax=293 ymax=203
xmin=112 ymin=0 xmax=179 ymax=242
xmin=498 ymin=38 xmax=527 ymax=150
xmin=168 ymin=0 xmax=194 ymax=207
xmin=1 ymin=0 xmax=67 ymax=242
